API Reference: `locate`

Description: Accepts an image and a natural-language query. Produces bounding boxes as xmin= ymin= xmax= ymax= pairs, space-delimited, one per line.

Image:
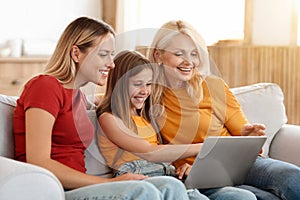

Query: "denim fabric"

xmin=114 ymin=160 xmax=177 ymax=177
xmin=200 ymin=156 xmax=300 ymax=200
xmin=237 ymin=185 xmax=281 ymax=200
xmin=199 ymin=186 xmax=257 ymax=200
xmin=146 ymin=176 xmax=209 ymax=200
xmin=244 ymin=156 xmax=300 ymax=200
xmin=65 ymin=176 xmax=208 ymax=200
xmin=65 ymin=180 xmax=161 ymax=200
xmin=186 ymin=189 xmax=210 ymax=200
xmin=114 ymin=160 xmax=209 ymax=200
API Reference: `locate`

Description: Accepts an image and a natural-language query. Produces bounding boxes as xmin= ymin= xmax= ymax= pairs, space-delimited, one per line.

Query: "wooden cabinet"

xmin=0 ymin=57 xmax=49 ymax=96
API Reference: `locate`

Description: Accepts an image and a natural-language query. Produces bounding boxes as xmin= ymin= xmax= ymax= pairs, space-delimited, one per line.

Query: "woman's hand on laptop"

xmin=241 ymin=123 xmax=266 ymax=136
xmin=176 ymin=163 xmax=192 ymax=180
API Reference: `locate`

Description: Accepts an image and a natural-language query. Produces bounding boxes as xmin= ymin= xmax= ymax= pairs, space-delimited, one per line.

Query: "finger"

xmin=253 ymin=123 xmax=266 ymax=130
xmin=186 ymin=165 xmax=192 ymax=176
xmin=177 ymin=168 xmax=186 ymax=179
xmin=178 ymin=165 xmax=189 ymax=179
xmin=126 ymin=173 xmax=148 ymax=180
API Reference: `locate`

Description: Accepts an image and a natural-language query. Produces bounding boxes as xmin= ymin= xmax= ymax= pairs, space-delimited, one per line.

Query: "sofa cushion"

xmin=0 ymin=94 xmax=18 ymax=158
xmin=85 ymin=110 xmax=112 ymax=177
xmin=231 ymin=83 xmax=287 ymax=157
xmin=0 ymin=156 xmax=64 ymax=200
xmin=269 ymin=124 xmax=300 ymax=167
xmin=0 ymin=93 xmax=112 ymax=177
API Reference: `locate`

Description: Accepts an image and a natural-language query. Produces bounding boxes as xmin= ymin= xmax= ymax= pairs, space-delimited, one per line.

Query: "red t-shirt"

xmin=14 ymin=75 xmax=94 ymax=172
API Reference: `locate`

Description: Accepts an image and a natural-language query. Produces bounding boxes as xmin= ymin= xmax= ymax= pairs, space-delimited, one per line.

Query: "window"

xmin=119 ymin=0 xmax=245 ymax=46
xmin=118 ymin=0 xmax=300 ymax=46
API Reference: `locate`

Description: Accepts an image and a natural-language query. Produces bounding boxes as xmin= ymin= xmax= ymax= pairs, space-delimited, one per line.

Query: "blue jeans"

xmin=114 ymin=160 xmax=209 ymax=200
xmin=200 ymin=186 xmax=257 ymax=200
xmin=114 ymin=160 xmax=177 ymax=177
xmin=65 ymin=176 xmax=193 ymax=200
xmin=201 ymin=156 xmax=300 ymax=200
xmin=117 ymin=160 xmax=257 ymax=200
xmin=242 ymin=156 xmax=300 ymax=200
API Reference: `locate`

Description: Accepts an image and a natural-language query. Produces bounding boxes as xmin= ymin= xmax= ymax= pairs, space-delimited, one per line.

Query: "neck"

xmin=63 ymin=79 xmax=88 ymax=90
xmin=166 ymin=77 xmax=187 ymax=89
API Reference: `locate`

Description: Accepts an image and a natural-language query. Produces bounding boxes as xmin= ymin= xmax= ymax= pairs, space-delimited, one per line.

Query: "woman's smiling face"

xmin=76 ymin=33 xmax=115 ymax=87
xmin=159 ymin=33 xmax=200 ymax=87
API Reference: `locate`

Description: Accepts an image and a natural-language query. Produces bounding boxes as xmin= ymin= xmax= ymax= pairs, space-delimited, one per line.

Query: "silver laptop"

xmin=184 ymin=136 xmax=267 ymax=189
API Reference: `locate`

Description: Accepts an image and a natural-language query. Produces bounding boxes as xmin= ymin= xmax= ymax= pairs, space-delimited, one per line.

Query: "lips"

xmin=99 ymin=70 xmax=109 ymax=76
xmin=134 ymin=96 xmax=147 ymax=103
xmin=177 ymin=67 xmax=192 ymax=72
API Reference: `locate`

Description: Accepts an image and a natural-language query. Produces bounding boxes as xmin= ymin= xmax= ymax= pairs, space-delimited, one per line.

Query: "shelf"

xmin=0 ymin=57 xmax=49 ymax=63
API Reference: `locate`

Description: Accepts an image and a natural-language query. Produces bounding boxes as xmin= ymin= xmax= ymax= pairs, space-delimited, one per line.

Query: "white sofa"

xmin=0 ymin=82 xmax=300 ymax=199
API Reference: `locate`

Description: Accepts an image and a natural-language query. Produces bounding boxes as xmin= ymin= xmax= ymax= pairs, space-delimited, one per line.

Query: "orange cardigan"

xmin=157 ymin=76 xmax=248 ymax=168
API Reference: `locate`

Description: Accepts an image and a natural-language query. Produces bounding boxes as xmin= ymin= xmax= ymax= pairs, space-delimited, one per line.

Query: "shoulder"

xmin=203 ymin=75 xmax=229 ymax=91
xmin=28 ymin=74 xmax=58 ymax=84
xmin=98 ymin=112 xmax=127 ymax=134
xmin=99 ymin=112 xmax=126 ymax=126
xmin=25 ymin=74 xmax=62 ymax=91
xmin=20 ymin=75 xmax=65 ymax=108
xmin=99 ymin=112 xmax=115 ymax=123
xmin=204 ymin=75 xmax=226 ymax=85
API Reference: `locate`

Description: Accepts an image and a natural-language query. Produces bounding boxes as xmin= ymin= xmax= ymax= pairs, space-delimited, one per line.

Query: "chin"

xmin=182 ymin=75 xmax=193 ymax=81
xmin=97 ymin=78 xmax=106 ymax=86
xmin=135 ymin=105 xmax=143 ymax=110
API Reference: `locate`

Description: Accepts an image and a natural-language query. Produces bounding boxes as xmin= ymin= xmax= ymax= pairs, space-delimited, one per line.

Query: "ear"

xmin=70 ymin=45 xmax=80 ymax=63
xmin=153 ymin=49 xmax=162 ymax=63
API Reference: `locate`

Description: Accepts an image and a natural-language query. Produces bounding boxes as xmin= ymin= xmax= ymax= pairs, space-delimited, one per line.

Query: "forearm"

xmin=28 ymin=158 xmax=110 ymax=190
xmin=135 ymin=143 xmax=202 ymax=163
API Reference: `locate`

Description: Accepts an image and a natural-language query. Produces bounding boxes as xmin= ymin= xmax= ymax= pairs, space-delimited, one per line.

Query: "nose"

xmin=182 ymin=58 xmax=194 ymax=68
xmin=106 ymin=60 xmax=115 ymax=69
xmin=140 ymin=85 xmax=151 ymax=95
xmin=182 ymin=55 xmax=197 ymax=67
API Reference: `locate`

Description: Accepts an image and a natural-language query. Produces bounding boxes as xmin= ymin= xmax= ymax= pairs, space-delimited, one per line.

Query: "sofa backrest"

xmin=0 ymin=82 xmax=287 ymax=173
xmin=0 ymin=94 xmax=18 ymax=158
xmin=231 ymin=82 xmax=287 ymax=157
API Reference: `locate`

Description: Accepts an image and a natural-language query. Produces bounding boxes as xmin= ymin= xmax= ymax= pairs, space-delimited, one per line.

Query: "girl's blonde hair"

xmin=44 ymin=16 xmax=115 ymax=84
xmin=148 ymin=20 xmax=212 ymax=103
xmin=97 ymin=50 xmax=157 ymax=133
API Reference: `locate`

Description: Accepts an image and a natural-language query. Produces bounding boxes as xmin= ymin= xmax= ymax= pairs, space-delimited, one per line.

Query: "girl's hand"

xmin=176 ymin=163 xmax=192 ymax=180
xmin=241 ymin=123 xmax=266 ymax=136
xmin=113 ymin=173 xmax=148 ymax=181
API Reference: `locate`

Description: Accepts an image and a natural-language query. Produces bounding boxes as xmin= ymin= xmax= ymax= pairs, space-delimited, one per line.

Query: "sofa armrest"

xmin=0 ymin=156 xmax=65 ymax=200
xmin=269 ymin=124 xmax=300 ymax=167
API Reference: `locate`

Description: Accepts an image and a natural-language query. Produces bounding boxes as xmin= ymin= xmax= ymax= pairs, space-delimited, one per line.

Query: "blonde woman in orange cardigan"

xmin=148 ymin=20 xmax=300 ymax=200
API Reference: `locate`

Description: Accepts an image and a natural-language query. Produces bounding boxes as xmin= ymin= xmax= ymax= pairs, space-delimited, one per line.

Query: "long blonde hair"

xmin=44 ymin=16 xmax=115 ymax=84
xmin=148 ymin=20 xmax=213 ymax=104
xmin=97 ymin=50 xmax=157 ymax=133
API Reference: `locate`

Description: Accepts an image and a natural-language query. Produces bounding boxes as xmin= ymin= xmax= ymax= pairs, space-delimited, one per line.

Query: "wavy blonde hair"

xmin=148 ymin=20 xmax=213 ymax=105
xmin=44 ymin=16 xmax=115 ymax=84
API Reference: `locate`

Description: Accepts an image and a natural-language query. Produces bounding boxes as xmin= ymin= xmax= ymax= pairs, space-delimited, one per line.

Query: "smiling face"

xmin=76 ymin=33 xmax=115 ymax=87
xmin=157 ymin=33 xmax=200 ymax=88
xmin=128 ymin=68 xmax=153 ymax=114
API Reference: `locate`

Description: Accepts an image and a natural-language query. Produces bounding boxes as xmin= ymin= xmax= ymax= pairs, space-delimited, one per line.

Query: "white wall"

xmin=0 ymin=0 xmax=101 ymax=56
xmin=252 ymin=0 xmax=296 ymax=45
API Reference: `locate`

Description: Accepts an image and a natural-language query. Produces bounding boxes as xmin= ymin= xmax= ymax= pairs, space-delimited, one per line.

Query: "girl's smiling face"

xmin=128 ymin=68 xmax=153 ymax=114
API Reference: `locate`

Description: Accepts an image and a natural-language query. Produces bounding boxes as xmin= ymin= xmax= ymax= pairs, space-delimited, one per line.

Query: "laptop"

xmin=184 ymin=136 xmax=267 ymax=189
